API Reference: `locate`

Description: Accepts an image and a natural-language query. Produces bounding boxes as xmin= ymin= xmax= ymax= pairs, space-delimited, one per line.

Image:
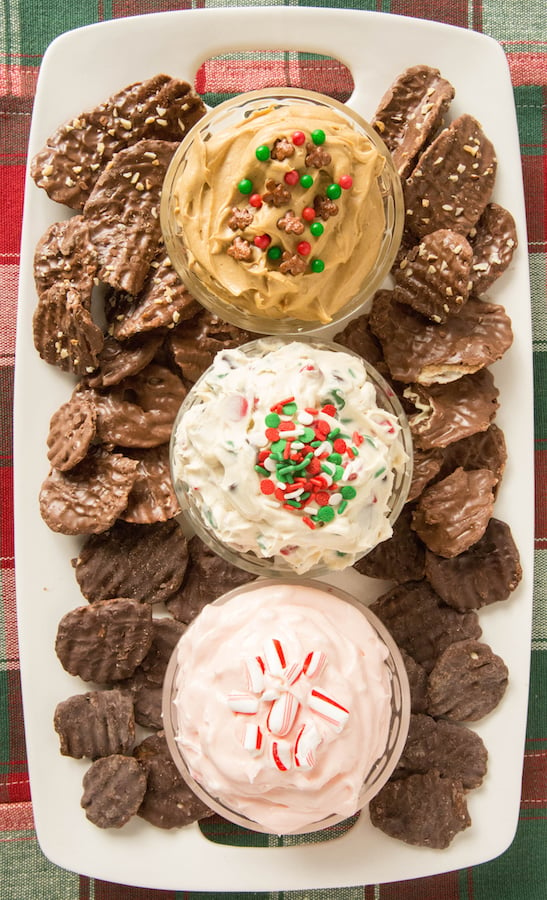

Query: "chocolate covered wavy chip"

xmin=373 ymin=65 xmax=455 ymax=178
xmin=403 ymin=368 xmax=499 ymax=450
xmin=395 ymin=713 xmax=488 ymax=789
xmin=424 ymin=517 xmax=522 ymax=610
xmin=55 ymin=597 xmax=153 ymax=683
xmin=106 ymin=252 xmax=200 ymax=340
xmin=412 ymin=466 xmax=497 ymax=557
xmin=406 ymin=447 xmax=444 ymax=503
xmin=427 ymin=639 xmax=509 ymax=721
xmin=369 ymin=291 xmax=513 ymax=385
xmin=469 ymin=202 xmax=518 ymax=294
xmin=438 ymin=422 xmax=507 ymax=487
xmin=83 ymin=139 xmax=178 ymax=296
xmin=73 ymin=519 xmax=189 ymax=605
xmin=121 ymin=444 xmax=180 ymax=524
xmin=81 ymin=754 xmax=147 ymax=829
xmin=33 ymin=215 xmax=98 ymax=301
xmin=353 ymin=505 xmax=425 ymax=584
xmin=33 ymin=284 xmax=104 ymax=375
xmin=334 ymin=313 xmax=387 ymax=373
xmin=121 ymin=617 xmax=185 ymax=729
xmin=168 ymin=308 xmax=256 ymax=383
xmin=54 ymin=689 xmax=135 ymax=760
xmin=134 ymin=731 xmax=212 ymax=829
xmin=81 ymin=363 xmax=187 ymax=448
xmin=46 ymin=394 xmax=97 ymax=471
xmin=394 ymin=230 xmax=473 ymax=323
xmin=404 ymin=113 xmax=497 ymax=238
xmin=39 ymin=446 xmax=139 ymax=535
xmin=85 ymin=331 xmax=164 ymax=389
xmin=165 ymin=535 xmax=257 ymax=625
xmin=370 ymin=770 xmax=471 ymax=849
xmin=369 ymin=580 xmax=481 ymax=673
xmin=31 ymin=74 xmax=206 ymax=210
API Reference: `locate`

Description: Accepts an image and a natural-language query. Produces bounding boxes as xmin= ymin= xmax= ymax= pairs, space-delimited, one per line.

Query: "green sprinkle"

xmin=316 ymin=505 xmax=335 ymax=523
xmin=327 ymin=452 xmax=342 ymax=465
xmin=328 ymin=427 xmax=341 ymax=440
xmin=375 ymin=466 xmax=387 ymax=478
xmin=334 ymin=465 xmax=344 ymax=481
xmin=255 ymin=144 xmax=270 ymax=161
xmin=310 ymin=440 xmax=322 ymax=447
xmin=301 ymin=427 xmax=315 ymax=443
xmin=311 ymin=129 xmax=326 ymax=145
xmin=310 ymin=221 xmax=324 ymax=237
xmin=311 ymin=258 xmax=325 ymax=273
xmin=365 ymin=435 xmax=377 ymax=448
xmin=270 ymin=439 xmax=287 ymax=454
xmin=341 ymin=485 xmax=357 ymax=500
xmin=331 ymin=389 xmax=345 ymax=409
xmin=254 ymin=465 xmax=269 ymax=476
xmin=265 ymin=412 xmax=280 ymax=427
xmin=300 ymin=492 xmax=311 ymax=501
xmin=326 ymin=183 xmax=342 ymax=200
xmin=337 ymin=500 xmax=348 ymax=514
xmin=285 ymin=499 xmax=301 ymax=508
xmin=300 ymin=173 xmax=314 ymax=189
xmin=282 ymin=401 xmax=297 ymax=415
xmin=238 ymin=178 xmax=253 ymax=194
xmin=267 ymin=245 xmax=282 ymax=260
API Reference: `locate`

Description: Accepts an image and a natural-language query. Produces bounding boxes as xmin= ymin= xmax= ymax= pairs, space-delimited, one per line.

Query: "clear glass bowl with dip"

xmin=169 ymin=336 xmax=413 ymax=577
xmin=160 ymin=87 xmax=404 ymax=335
xmin=162 ymin=577 xmax=411 ymax=835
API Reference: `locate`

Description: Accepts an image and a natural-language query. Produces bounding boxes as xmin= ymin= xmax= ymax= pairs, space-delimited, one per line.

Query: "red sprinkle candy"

xmin=339 ymin=175 xmax=353 ymax=190
xmin=333 ymin=438 xmax=347 ymax=453
xmin=297 ymin=241 xmax=311 ymax=257
xmin=260 ymin=479 xmax=275 ymax=495
xmin=249 ymin=193 xmax=263 ymax=208
xmin=284 ymin=170 xmax=299 ymax=186
xmin=254 ymin=234 xmax=271 ymax=250
xmin=292 ymin=131 xmax=306 ymax=146
xmin=321 ymin=404 xmax=337 ymax=417
xmin=302 ymin=206 xmax=316 ymax=221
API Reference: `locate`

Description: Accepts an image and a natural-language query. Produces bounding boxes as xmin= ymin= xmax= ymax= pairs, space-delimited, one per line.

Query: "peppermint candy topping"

xmin=226 ymin=638 xmax=350 ymax=771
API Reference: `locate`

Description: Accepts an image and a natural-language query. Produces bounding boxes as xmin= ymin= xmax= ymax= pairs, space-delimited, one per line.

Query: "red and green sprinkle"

xmin=254 ymin=396 xmax=362 ymax=527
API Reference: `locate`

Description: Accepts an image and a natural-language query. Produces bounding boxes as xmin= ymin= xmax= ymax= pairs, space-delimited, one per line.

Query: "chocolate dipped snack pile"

xmin=29 ymin=64 xmax=520 ymax=847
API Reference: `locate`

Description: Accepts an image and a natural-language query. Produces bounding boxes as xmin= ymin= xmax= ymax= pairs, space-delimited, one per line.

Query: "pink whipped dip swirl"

xmin=172 ymin=582 xmax=394 ymax=833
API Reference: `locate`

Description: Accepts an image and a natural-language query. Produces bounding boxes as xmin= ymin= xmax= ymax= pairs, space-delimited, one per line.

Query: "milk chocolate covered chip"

xmin=334 ymin=313 xmax=387 ymax=373
xmin=39 ymin=447 xmax=139 ymax=535
xmin=33 ymin=215 xmax=98 ymax=301
xmin=54 ymin=689 xmax=135 ymax=759
xmin=46 ymin=394 xmax=97 ymax=471
xmin=369 ymin=580 xmax=481 ymax=673
xmin=106 ymin=252 xmax=200 ymax=340
xmin=134 ymin=731 xmax=212 ymax=829
xmin=81 ymin=363 xmax=187 ymax=448
xmin=83 ymin=140 xmax=178 ymax=295
xmin=406 ymin=448 xmax=443 ymax=503
xmin=424 ymin=518 xmax=522 ymax=610
xmin=412 ymin=467 xmax=497 ymax=557
xmin=438 ymin=423 xmax=507 ymax=486
xmin=427 ymin=639 xmax=509 ymax=721
xmin=404 ymin=113 xmax=497 ymax=238
xmin=394 ymin=230 xmax=473 ymax=323
xmin=373 ymin=65 xmax=455 ymax=178
xmin=81 ymin=754 xmax=147 ymax=828
xmin=33 ymin=284 xmax=104 ymax=376
xmin=395 ymin=714 xmax=488 ymax=789
xmin=469 ymin=202 xmax=518 ymax=294
xmin=73 ymin=519 xmax=189 ymax=605
xmin=121 ymin=444 xmax=180 ymax=524
xmin=166 ymin=535 xmax=257 ymax=625
xmin=403 ymin=368 xmax=499 ymax=450
xmin=369 ymin=770 xmax=471 ymax=848
xmin=369 ymin=291 xmax=513 ymax=385
xmin=168 ymin=308 xmax=256 ymax=383
xmin=353 ymin=505 xmax=425 ymax=583
xmin=31 ymin=74 xmax=205 ymax=210
xmin=55 ymin=597 xmax=153 ymax=683
xmin=86 ymin=331 xmax=164 ymax=389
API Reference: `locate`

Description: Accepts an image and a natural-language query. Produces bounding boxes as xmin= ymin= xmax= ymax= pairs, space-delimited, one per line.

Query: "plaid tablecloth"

xmin=1 ymin=1 xmax=545 ymax=897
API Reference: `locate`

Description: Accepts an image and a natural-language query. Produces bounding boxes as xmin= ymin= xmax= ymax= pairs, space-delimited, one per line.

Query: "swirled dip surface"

xmin=172 ymin=582 xmax=393 ymax=833
xmin=172 ymin=341 xmax=408 ymax=574
xmin=172 ymin=102 xmax=386 ymax=323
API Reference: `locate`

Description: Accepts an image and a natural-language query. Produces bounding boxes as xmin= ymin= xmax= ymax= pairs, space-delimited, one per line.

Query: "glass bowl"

xmin=162 ymin=578 xmax=411 ymax=835
xmin=169 ymin=336 xmax=413 ymax=577
xmin=160 ymin=87 xmax=404 ymax=335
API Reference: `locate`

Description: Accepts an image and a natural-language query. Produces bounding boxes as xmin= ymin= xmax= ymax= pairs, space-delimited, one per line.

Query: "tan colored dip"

xmin=173 ymin=103 xmax=386 ymax=324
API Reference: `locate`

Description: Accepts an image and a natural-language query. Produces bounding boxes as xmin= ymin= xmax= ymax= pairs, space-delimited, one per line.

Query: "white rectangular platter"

xmin=14 ymin=6 xmax=534 ymax=891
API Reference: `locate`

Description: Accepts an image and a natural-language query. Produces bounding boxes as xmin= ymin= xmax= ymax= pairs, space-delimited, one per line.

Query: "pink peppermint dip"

xmin=163 ymin=579 xmax=410 ymax=834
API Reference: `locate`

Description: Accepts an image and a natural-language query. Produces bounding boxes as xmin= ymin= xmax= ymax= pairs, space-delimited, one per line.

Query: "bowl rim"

xmin=161 ymin=576 xmax=411 ymax=836
xmin=160 ymin=86 xmax=404 ymax=335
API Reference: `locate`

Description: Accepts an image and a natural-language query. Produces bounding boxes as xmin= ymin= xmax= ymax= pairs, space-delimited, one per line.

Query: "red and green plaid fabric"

xmin=1 ymin=1 xmax=546 ymax=897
